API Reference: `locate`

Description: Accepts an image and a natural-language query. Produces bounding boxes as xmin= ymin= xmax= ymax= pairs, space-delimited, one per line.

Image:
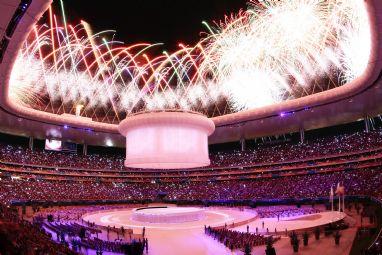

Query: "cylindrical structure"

xmin=118 ymin=111 xmax=215 ymax=169
xmin=132 ymin=207 xmax=205 ymax=223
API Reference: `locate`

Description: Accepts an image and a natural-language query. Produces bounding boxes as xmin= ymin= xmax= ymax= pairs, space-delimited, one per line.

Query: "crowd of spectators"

xmin=40 ymin=215 xmax=145 ymax=254
xmin=0 ymin=144 xmax=126 ymax=170
xmin=210 ymin=130 xmax=382 ymax=167
xmin=1 ymin=129 xmax=382 ymax=172
xmin=0 ymin=167 xmax=381 ymax=205
xmin=0 ymin=129 xmax=380 ymax=206
xmin=0 ymin=204 xmax=78 ymax=254
xmin=255 ymin=206 xmax=321 ymax=219
xmin=0 ymin=127 xmax=382 ymax=254
xmin=34 ymin=204 xmax=136 ymax=222
xmin=1 ymin=151 xmax=381 ymax=184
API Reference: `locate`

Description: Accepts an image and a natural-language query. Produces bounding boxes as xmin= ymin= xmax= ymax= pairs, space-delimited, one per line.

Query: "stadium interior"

xmin=0 ymin=0 xmax=382 ymax=254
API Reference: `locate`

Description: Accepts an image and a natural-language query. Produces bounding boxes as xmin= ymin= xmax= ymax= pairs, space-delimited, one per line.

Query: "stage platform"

xmin=81 ymin=205 xmax=347 ymax=255
xmin=82 ymin=205 xmax=258 ymax=230
xmin=131 ymin=206 xmax=205 ymax=223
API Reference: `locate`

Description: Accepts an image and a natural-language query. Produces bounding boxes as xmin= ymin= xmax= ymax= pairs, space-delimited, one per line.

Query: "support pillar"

xmin=83 ymin=144 xmax=88 ymax=156
xmin=299 ymin=128 xmax=305 ymax=144
xmin=364 ymin=115 xmax=370 ymax=133
xmin=29 ymin=137 xmax=34 ymax=151
xmin=240 ymin=138 xmax=246 ymax=152
xmin=338 ymin=195 xmax=341 ymax=212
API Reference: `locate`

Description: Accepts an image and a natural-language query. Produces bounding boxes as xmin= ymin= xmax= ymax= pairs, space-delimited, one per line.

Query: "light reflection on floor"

xmin=82 ymin=205 xmax=346 ymax=255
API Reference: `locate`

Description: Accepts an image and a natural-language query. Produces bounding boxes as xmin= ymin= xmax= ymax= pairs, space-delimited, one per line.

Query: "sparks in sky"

xmin=9 ymin=0 xmax=371 ymax=123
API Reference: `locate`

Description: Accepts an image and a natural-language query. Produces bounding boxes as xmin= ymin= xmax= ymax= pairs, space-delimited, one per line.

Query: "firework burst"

xmin=9 ymin=0 xmax=371 ymax=123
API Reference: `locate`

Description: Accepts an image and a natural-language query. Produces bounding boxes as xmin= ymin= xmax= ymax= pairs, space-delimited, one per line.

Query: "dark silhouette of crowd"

xmin=42 ymin=220 xmax=146 ymax=254
xmin=205 ymin=225 xmax=278 ymax=251
xmin=0 ymin=204 xmax=78 ymax=255
xmin=71 ymin=237 xmax=145 ymax=254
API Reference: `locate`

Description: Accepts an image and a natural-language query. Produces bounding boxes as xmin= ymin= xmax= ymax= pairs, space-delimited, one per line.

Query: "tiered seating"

xmin=0 ymin=128 xmax=381 ymax=204
xmin=1 ymin=130 xmax=382 ymax=182
xmin=0 ymin=127 xmax=382 ymax=254
xmin=0 ymin=167 xmax=381 ymax=204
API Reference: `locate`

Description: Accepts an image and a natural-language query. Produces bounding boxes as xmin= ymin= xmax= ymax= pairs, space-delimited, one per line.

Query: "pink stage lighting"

xmin=118 ymin=111 xmax=215 ymax=169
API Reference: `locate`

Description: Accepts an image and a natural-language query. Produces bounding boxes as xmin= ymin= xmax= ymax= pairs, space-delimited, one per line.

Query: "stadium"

xmin=0 ymin=0 xmax=381 ymax=254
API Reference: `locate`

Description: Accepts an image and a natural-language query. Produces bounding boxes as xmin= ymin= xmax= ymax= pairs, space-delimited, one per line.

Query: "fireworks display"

xmin=9 ymin=0 xmax=371 ymax=123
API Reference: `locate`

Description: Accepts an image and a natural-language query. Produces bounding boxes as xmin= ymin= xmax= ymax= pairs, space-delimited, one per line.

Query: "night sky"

xmin=50 ymin=0 xmax=248 ymax=52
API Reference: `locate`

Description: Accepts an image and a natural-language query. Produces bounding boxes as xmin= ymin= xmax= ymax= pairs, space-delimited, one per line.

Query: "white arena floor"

xmin=82 ymin=205 xmax=346 ymax=255
xmin=83 ymin=205 xmax=258 ymax=230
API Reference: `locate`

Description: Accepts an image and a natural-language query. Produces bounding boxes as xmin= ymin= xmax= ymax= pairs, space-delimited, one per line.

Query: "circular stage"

xmin=132 ymin=207 xmax=205 ymax=223
xmin=82 ymin=206 xmax=258 ymax=230
xmin=82 ymin=205 xmax=348 ymax=255
xmin=82 ymin=205 xmax=346 ymax=233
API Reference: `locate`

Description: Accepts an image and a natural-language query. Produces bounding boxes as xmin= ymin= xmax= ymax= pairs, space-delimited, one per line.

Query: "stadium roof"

xmin=0 ymin=0 xmax=381 ymax=147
